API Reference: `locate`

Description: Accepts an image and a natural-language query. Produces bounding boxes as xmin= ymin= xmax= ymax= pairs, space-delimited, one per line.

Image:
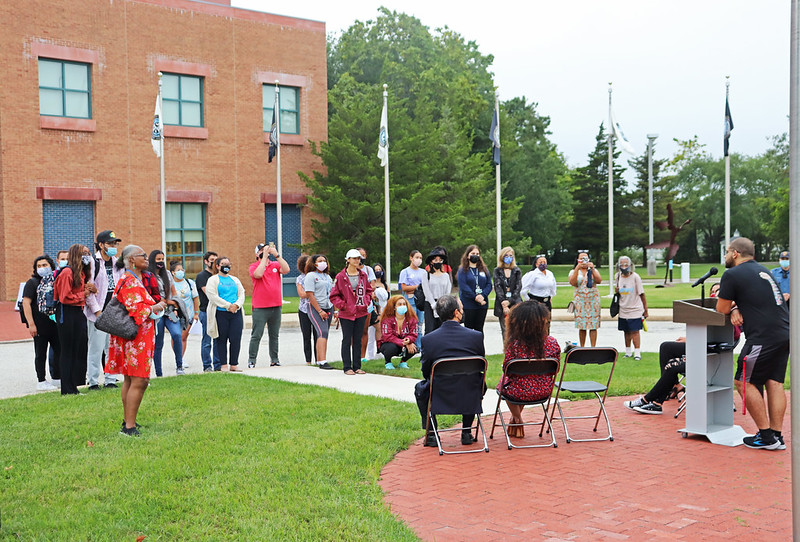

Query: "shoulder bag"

xmin=95 ymin=279 xmax=139 ymax=340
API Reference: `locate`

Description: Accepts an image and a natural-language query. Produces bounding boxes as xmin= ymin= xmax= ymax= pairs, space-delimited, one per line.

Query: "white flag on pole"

xmin=378 ymin=101 xmax=388 ymax=167
xmin=610 ymin=111 xmax=635 ymax=155
xmin=151 ymin=95 xmax=163 ymax=158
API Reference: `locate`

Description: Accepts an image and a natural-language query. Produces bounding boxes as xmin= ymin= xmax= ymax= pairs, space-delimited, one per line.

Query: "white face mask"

xmin=413 ymin=258 xmax=422 ymax=267
xmin=316 ymin=261 xmax=328 ymax=272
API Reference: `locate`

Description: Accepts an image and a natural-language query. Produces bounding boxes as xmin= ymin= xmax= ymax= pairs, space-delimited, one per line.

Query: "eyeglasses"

xmin=134 ymin=253 xmax=147 ymax=258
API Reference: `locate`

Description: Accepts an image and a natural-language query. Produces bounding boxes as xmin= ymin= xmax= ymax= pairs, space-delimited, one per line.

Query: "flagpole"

xmin=275 ymin=81 xmax=283 ymax=255
xmin=788 ymin=0 xmax=800 ymax=533
xmin=495 ymin=96 xmax=501 ymax=258
xmin=382 ymin=84 xmax=391 ymax=290
xmin=608 ymin=83 xmax=614 ymax=295
xmin=724 ymin=77 xmax=731 ymax=250
xmin=158 ymin=72 xmax=166 ymax=254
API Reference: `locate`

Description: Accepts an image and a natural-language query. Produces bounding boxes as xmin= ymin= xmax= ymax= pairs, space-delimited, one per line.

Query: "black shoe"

xmin=87 ymin=385 xmax=101 ymax=391
xmin=318 ymin=362 xmax=334 ymax=370
xmin=461 ymin=430 xmax=477 ymax=445
xmin=248 ymin=360 xmax=256 ymax=369
xmin=104 ymin=383 xmax=118 ymax=389
xmin=120 ymin=426 xmax=141 ymax=437
xmin=121 ymin=421 xmax=143 ymax=430
xmin=270 ymin=361 xmax=281 ymax=367
xmin=424 ymin=433 xmax=437 ymax=447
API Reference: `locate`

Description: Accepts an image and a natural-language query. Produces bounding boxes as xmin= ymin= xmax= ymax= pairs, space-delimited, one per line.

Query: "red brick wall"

xmin=0 ymin=0 xmax=327 ymax=298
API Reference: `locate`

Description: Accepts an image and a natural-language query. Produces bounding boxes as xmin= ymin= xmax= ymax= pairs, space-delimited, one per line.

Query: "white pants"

xmin=87 ymin=320 xmax=117 ymax=386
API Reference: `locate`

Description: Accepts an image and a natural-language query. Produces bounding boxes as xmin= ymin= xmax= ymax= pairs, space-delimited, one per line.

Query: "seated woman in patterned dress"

xmin=497 ymin=301 xmax=561 ymax=438
xmin=105 ymin=245 xmax=167 ymax=436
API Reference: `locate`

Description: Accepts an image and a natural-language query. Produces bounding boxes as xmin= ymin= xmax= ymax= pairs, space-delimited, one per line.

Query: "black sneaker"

xmin=87 ymin=385 xmax=101 ymax=391
xmin=633 ymin=402 xmax=662 ymax=415
xmin=424 ymin=432 xmax=437 ymax=447
xmin=461 ymin=430 xmax=477 ymax=445
xmin=776 ymin=435 xmax=787 ymax=450
xmin=121 ymin=421 xmax=143 ymax=430
xmin=318 ymin=362 xmax=334 ymax=370
xmin=120 ymin=426 xmax=141 ymax=437
xmin=743 ymin=431 xmax=781 ymax=450
xmin=270 ymin=361 xmax=281 ymax=367
xmin=248 ymin=360 xmax=256 ymax=369
xmin=104 ymin=383 xmax=118 ymax=389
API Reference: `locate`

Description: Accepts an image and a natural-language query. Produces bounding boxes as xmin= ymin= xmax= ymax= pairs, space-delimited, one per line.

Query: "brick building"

xmin=0 ymin=0 xmax=327 ymax=299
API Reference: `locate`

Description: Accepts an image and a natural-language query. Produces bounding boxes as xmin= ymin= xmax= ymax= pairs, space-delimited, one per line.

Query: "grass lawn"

xmin=0 ymin=375 xmax=420 ymax=541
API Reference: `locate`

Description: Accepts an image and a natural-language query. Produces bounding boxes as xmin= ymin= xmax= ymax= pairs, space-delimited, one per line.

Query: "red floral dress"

xmin=105 ymin=272 xmax=157 ymax=378
xmin=498 ymin=336 xmax=561 ymax=402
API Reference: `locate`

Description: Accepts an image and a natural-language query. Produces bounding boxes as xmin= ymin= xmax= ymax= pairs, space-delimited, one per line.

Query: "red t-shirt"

xmin=249 ymin=260 xmax=284 ymax=308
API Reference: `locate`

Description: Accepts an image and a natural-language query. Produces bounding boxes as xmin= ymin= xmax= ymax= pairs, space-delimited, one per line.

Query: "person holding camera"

xmin=248 ymin=242 xmax=290 ymax=368
xmin=568 ymin=251 xmax=602 ymax=347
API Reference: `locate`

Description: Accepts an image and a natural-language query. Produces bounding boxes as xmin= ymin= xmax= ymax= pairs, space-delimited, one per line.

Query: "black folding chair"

xmin=424 ymin=356 xmax=489 ymax=455
xmin=550 ymin=347 xmax=618 ymax=443
xmin=490 ymin=358 xmax=559 ymax=450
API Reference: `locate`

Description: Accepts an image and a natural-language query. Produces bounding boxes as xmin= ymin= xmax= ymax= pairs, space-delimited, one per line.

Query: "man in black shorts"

xmin=716 ymin=237 xmax=790 ymax=450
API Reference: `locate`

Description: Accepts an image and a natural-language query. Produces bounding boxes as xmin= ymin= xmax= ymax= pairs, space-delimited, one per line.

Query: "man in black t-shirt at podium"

xmin=716 ymin=237 xmax=790 ymax=450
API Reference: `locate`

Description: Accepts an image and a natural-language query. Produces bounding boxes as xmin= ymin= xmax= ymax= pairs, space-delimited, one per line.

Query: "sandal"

xmin=344 ymin=370 xmax=356 ymax=375
xmin=666 ymin=385 xmax=685 ymax=401
xmin=355 ymin=369 xmax=366 ymax=374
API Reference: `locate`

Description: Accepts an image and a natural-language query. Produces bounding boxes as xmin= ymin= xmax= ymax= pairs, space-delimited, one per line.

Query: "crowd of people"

xmin=20 ymin=232 xmax=791 ymax=448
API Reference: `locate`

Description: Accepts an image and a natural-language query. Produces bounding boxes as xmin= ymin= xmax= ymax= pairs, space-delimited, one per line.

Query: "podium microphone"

xmin=691 ymin=267 xmax=718 ymax=287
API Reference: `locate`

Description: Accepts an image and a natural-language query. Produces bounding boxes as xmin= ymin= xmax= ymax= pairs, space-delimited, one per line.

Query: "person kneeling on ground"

xmin=414 ymin=295 xmax=486 ymax=446
xmin=378 ymin=295 xmax=418 ymax=370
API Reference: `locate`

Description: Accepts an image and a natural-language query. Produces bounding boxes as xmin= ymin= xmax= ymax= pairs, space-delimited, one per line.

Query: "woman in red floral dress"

xmin=498 ymin=301 xmax=561 ymax=437
xmin=105 ymin=245 xmax=167 ymax=436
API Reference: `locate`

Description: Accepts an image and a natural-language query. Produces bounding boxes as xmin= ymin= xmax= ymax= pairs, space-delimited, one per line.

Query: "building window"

xmin=42 ymin=200 xmax=95 ymax=258
xmin=265 ymin=204 xmax=302 ymax=278
xmin=263 ymin=85 xmax=299 ymax=135
xmin=38 ymin=59 xmax=91 ymax=118
xmin=162 ymin=74 xmax=204 ymax=127
xmin=166 ymin=203 xmax=206 ymax=275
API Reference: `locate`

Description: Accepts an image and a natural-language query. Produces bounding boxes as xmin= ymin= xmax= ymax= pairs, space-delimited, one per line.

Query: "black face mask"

xmin=432 ymin=261 xmax=443 ymax=270
xmin=469 ymin=255 xmax=480 ymax=264
xmin=220 ymin=265 xmax=231 ymax=274
xmin=156 ymin=261 xmax=165 ymax=269
xmin=375 ymin=271 xmax=384 ymax=279
xmin=360 ymin=258 xmax=366 ymax=266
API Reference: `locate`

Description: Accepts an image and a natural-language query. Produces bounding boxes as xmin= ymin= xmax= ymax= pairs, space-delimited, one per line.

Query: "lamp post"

xmin=647 ymin=133 xmax=658 ymax=276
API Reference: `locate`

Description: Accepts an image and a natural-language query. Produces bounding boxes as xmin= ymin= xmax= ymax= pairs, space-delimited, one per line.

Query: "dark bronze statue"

xmin=646 ymin=204 xmax=691 ymax=286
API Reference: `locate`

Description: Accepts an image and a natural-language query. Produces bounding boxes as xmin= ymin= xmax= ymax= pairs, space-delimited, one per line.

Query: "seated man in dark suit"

xmin=414 ymin=295 xmax=486 ymax=446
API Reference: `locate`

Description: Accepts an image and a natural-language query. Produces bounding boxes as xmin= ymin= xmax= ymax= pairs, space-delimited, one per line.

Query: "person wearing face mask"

xmin=53 ymin=244 xmax=95 ymax=395
xmin=399 ymin=250 xmax=427 ymax=351
xmin=147 ymin=250 xmax=184 ymax=376
xmin=330 ymin=249 xmax=374 ymax=375
xmin=457 ymin=244 xmax=493 ymax=334
xmin=614 ymin=256 xmax=648 ymax=360
xmin=21 ymin=255 xmax=61 ymax=391
xmin=568 ymin=251 xmax=603 ymax=347
xmin=356 ymin=247 xmax=380 ymax=365
xmin=366 ymin=262 xmax=390 ymax=360
xmin=493 ymin=247 xmax=523 ymax=339
xmin=205 ymin=257 xmax=246 ymax=372
xmin=171 ymin=261 xmax=199 ymax=358
xmin=248 ymin=242 xmax=290 ymax=368
xmin=303 ymin=254 xmax=335 ymax=370
xmin=378 ymin=295 xmax=418 ymax=369
xmin=195 ymin=251 xmax=219 ymax=372
xmin=421 ymin=247 xmax=453 ymax=333
xmin=54 ymin=250 xmax=69 ymax=278
xmin=770 ymin=250 xmax=791 ymax=305
xmin=85 ymin=230 xmax=124 ymax=390
xmin=520 ymin=255 xmax=557 ymax=313
xmin=296 ymin=255 xmax=318 ymax=366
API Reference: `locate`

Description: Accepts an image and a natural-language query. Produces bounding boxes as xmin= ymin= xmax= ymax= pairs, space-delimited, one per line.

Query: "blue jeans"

xmin=198 ymin=311 xmax=218 ymax=370
xmin=154 ymin=316 xmax=183 ymax=376
xmin=407 ymin=296 xmax=425 ymax=350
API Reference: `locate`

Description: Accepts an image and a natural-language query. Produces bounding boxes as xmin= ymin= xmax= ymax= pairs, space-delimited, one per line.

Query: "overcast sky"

xmin=234 ymin=1 xmax=790 ymax=170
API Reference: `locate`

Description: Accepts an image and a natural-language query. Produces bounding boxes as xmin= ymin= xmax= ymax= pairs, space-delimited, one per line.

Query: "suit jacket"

xmin=420 ymin=320 xmax=485 ymax=381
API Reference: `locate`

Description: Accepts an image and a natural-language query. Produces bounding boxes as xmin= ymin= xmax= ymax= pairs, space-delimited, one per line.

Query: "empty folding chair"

xmin=550 ymin=347 xmax=618 ymax=443
xmin=424 ymin=356 xmax=489 ymax=455
xmin=490 ymin=358 xmax=559 ymax=450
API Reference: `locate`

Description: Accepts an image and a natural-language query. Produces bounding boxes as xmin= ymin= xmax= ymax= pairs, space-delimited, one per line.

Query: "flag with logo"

xmin=378 ymin=101 xmax=388 ymax=167
xmin=151 ymin=95 xmax=162 ymax=158
xmin=724 ymin=97 xmax=734 ymax=157
xmin=610 ymin=111 xmax=636 ymax=155
xmin=268 ymin=91 xmax=279 ymax=163
xmin=489 ymin=107 xmax=501 ymax=165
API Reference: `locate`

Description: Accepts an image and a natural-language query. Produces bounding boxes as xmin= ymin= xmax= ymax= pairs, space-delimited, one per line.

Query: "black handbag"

xmin=95 ymin=285 xmax=139 ymax=340
xmin=610 ymin=293 xmax=620 ymax=318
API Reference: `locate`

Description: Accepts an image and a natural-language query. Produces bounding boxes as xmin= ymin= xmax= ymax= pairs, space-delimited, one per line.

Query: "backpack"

xmin=36 ymin=274 xmax=57 ymax=315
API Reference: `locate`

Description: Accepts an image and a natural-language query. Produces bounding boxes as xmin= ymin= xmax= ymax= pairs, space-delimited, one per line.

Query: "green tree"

xmin=501 ymin=97 xmax=572 ymax=262
xmin=567 ymin=123 xmax=628 ymax=263
xmin=303 ymin=10 xmax=527 ymax=275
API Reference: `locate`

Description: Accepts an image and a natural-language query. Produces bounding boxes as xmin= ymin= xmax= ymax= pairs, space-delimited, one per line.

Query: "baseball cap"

xmin=96 ymin=230 xmax=121 ymax=244
xmin=255 ymin=243 xmax=267 ymax=255
xmin=780 ymin=250 xmax=790 ymax=259
xmin=345 ymin=249 xmax=361 ymax=260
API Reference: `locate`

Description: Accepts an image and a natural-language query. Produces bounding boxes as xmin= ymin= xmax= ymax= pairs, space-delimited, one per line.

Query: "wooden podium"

xmin=673 ymin=298 xmax=746 ymax=446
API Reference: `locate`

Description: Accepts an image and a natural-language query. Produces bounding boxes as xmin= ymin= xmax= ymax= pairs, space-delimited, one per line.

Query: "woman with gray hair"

xmin=105 ymin=245 xmax=167 ymax=436
xmin=614 ymin=256 xmax=648 ymax=360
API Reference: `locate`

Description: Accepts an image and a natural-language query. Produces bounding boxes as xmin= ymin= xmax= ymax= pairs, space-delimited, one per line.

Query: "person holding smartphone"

xmin=568 ymin=251 xmax=602 ymax=346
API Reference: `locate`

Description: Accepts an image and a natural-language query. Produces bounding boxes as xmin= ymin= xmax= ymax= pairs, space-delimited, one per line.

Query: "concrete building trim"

xmin=30 ymin=42 xmax=100 ymax=65
xmin=260 ymin=193 xmax=307 ymax=205
xmin=154 ymin=58 xmax=213 ymax=78
xmin=165 ymin=190 xmax=213 ymax=203
xmin=35 ymin=187 xmax=103 ymax=201
xmin=40 ymin=117 xmax=97 ymax=132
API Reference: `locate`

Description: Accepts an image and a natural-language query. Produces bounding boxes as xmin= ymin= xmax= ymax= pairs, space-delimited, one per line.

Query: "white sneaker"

xmin=51 ymin=379 xmax=61 ymax=387
xmin=176 ymin=368 xmax=186 ymax=375
xmin=36 ymin=381 xmax=57 ymax=391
